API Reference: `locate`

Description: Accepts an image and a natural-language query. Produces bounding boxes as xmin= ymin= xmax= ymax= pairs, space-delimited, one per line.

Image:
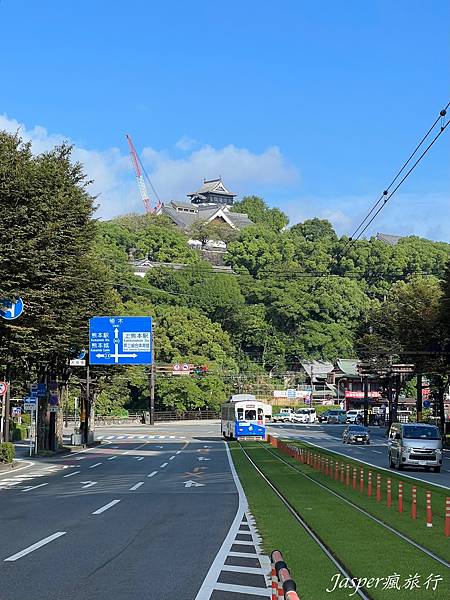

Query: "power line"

xmin=344 ymin=103 xmax=449 ymax=249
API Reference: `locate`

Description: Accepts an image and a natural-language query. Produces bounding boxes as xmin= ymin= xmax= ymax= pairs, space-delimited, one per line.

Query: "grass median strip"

xmin=230 ymin=443 xmax=353 ymax=600
xmin=233 ymin=442 xmax=450 ymax=600
xmin=279 ymin=439 xmax=450 ymax=562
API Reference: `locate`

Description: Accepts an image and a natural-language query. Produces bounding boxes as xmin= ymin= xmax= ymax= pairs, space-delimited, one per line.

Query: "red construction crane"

xmin=126 ymin=134 xmax=161 ymax=213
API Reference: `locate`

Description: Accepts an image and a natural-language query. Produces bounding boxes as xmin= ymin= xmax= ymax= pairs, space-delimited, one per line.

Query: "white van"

xmin=292 ymin=408 xmax=317 ymax=423
xmin=346 ymin=409 xmax=364 ymax=424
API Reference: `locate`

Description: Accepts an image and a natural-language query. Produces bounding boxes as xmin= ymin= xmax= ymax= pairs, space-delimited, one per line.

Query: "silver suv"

xmin=388 ymin=423 xmax=443 ymax=473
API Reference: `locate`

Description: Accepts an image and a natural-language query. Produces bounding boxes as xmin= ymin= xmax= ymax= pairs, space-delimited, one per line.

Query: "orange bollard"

xmin=335 ymin=460 xmax=339 ymax=481
xmin=346 ymin=464 xmax=350 ymax=486
xmin=411 ymin=486 xmax=417 ymax=520
xmin=376 ymin=474 xmax=381 ymax=502
xmin=359 ymin=469 xmax=364 ymax=493
xmin=398 ymin=482 xmax=403 ymax=513
xmin=340 ymin=463 xmax=344 ymax=484
xmin=426 ymin=491 xmax=433 ymax=527
xmin=387 ymin=479 xmax=392 ymax=508
xmin=367 ymin=471 xmax=372 ymax=497
xmin=352 ymin=467 xmax=357 ymax=490
xmin=445 ymin=497 xmax=450 ymax=537
xmin=271 ymin=565 xmax=278 ymax=600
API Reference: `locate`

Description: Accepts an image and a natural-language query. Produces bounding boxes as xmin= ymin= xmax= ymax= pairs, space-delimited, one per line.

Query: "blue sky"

xmin=1 ymin=0 xmax=449 ymax=240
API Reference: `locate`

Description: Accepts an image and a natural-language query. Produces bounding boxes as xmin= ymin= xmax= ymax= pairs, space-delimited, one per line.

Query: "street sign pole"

xmin=416 ymin=372 xmax=422 ymax=422
xmin=363 ymin=376 xmax=369 ymax=427
xmin=150 ymin=320 xmax=155 ymax=426
xmin=4 ymin=367 xmax=11 ymax=442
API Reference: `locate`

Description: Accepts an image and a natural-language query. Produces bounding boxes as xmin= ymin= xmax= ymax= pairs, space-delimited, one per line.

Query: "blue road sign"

xmin=0 ymin=297 xmax=24 ymax=320
xmin=423 ymin=400 xmax=431 ymax=409
xmin=89 ymin=316 xmax=152 ymax=365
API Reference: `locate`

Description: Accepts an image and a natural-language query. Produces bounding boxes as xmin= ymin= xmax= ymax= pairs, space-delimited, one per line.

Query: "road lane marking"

xmin=160 ymin=462 xmax=168 ymax=468
xmin=63 ymin=471 xmax=80 ymax=478
xmin=129 ymin=481 xmax=144 ymax=491
xmin=80 ymin=481 xmax=97 ymax=488
xmin=22 ymin=483 xmax=48 ymax=492
xmin=92 ymin=500 xmax=121 ymax=515
xmin=89 ymin=463 xmax=102 ymax=469
xmin=136 ymin=457 xmax=144 ymax=461
xmin=372 ymin=450 xmax=382 ymax=454
xmin=75 ymin=456 xmax=87 ymax=461
xmin=169 ymin=456 xmax=176 ymax=460
xmin=4 ymin=532 xmax=66 ymax=561
xmin=147 ymin=471 xmax=158 ymax=478
xmin=176 ymin=450 xmax=182 ymax=455
xmin=107 ymin=456 xmax=117 ymax=460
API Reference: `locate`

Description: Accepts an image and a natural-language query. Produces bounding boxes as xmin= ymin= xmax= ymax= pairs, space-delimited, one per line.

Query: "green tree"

xmin=231 ymin=196 xmax=289 ymax=231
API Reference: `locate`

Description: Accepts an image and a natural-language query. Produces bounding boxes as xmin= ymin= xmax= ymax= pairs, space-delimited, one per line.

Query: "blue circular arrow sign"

xmin=0 ymin=297 xmax=24 ymax=320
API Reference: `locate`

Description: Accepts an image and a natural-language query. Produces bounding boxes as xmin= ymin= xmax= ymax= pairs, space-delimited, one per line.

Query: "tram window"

xmin=245 ymin=409 xmax=256 ymax=421
xmin=237 ymin=408 xmax=244 ymax=420
xmin=258 ymin=408 xmax=263 ymax=419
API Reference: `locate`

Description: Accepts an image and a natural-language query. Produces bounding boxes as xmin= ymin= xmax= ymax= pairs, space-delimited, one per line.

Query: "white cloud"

xmin=175 ymin=135 xmax=197 ymax=151
xmin=284 ymin=192 xmax=450 ymax=242
xmin=0 ymin=114 xmax=298 ymax=219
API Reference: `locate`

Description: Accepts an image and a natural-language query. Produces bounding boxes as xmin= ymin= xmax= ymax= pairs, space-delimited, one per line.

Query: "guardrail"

xmin=271 ymin=550 xmax=300 ymax=600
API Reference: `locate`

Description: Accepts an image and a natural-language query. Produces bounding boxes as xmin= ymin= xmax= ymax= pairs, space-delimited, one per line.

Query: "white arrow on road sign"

xmin=80 ymin=481 xmax=97 ymax=488
xmin=183 ymin=480 xmax=205 ymax=488
xmin=197 ymin=457 xmax=211 ymax=461
xmin=95 ymin=353 xmax=138 ymax=359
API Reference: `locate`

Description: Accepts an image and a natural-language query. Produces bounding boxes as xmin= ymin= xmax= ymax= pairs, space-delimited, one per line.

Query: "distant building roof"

xmin=188 ymin=178 xmax=236 ymax=199
xmin=299 ymin=360 xmax=334 ymax=382
xmin=157 ymin=201 xmax=253 ymax=231
xmin=335 ymin=359 xmax=359 ymax=377
xmin=376 ymin=233 xmax=403 ymax=245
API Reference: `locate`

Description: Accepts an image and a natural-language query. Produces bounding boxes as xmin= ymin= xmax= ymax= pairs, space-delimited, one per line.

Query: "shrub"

xmin=10 ymin=423 xmax=28 ymax=441
xmin=0 ymin=442 xmax=15 ymax=463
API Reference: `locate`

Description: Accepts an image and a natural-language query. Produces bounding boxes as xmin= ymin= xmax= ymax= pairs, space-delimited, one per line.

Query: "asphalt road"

xmin=0 ymin=423 xmax=239 ymax=600
xmin=268 ymin=422 xmax=450 ymax=489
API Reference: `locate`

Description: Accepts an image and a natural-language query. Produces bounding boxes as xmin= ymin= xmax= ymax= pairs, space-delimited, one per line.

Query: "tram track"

xmin=258 ymin=441 xmax=450 ymax=570
xmin=237 ymin=441 xmax=373 ymax=600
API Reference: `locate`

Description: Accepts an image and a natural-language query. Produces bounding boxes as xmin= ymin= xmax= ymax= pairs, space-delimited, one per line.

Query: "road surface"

xmin=1 ymin=422 xmax=270 ymax=600
xmin=268 ymin=422 xmax=450 ymax=489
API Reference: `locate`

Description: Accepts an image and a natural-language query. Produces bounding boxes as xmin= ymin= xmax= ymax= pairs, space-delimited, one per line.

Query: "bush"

xmin=0 ymin=442 xmax=15 ymax=463
xmin=10 ymin=423 xmax=28 ymax=441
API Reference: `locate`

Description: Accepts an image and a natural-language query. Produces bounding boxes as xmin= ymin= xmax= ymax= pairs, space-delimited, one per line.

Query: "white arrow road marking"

xmin=63 ymin=471 xmax=80 ymax=478
xmin=183 ymin=480 xmax=205 ymax=488
xmin=197 ymin=457 xmax=211 ymax=461
xmin=147 ymin=471 xmax=158 ymax=478
xmin=22 ymin=483 xmax=48 ymax=492
xmin=92 ymin=499 xmax=121 ymax=515
xmin=129 ymin=481 xmax=144 ymax=491
xmin=4 ymin=532 xmax=66 ymax=562
xmin=80 ymin=481 xmax=97 ymax=489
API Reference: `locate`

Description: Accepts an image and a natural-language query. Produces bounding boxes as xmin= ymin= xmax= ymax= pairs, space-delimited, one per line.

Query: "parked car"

xmin=292 ymin=408 xmax=317 ymax=424
xmin=388 ymin=422 xmax=443 ymax=472
xmin=342 ymin=425 xmax=370 ymax=444
xmin=346 ymin=409 xmax=364 ymax=424
xmin=318 ymin=410 xmax=332 ymax=423
xmin=326 ymin=409 xmax=347 ymax=424
xmin=272 ymin=408 xmax=295 ymax=423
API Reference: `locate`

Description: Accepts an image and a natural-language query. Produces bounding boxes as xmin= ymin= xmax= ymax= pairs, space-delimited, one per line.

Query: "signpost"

xmin=0 ymin=298 xmax=24 ymax=320
xmin=89 ymin=316 xmax=152 ymax=365
xmin=23 ymin=396 xmax=38 ymax=456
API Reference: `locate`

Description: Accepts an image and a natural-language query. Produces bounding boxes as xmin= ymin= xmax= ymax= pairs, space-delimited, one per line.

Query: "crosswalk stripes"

xmin=208 ymin=512 xmax=271 ymax=599
xmin=0 ymin=465 xmax=61 ymax=491
xmin=96 ymin=434 xmax=186 ymax=441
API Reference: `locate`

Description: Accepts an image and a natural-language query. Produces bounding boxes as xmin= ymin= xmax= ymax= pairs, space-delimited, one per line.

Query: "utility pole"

xmin=4 ymin=364 xmax=11 ymax=442
xmin=416 ymin=372 xmax=422 ymax=422
xmin=149 ymin=320 xmax=155 ymax=426
xmin=363 ymin=376 xmax=369 ymax=427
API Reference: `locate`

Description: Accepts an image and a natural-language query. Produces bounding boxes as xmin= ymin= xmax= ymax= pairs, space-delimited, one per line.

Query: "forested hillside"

xmin=94 ymin=198 xmax=450 ymax=414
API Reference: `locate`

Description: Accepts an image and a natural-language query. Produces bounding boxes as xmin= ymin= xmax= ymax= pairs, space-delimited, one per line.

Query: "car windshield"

xmin=403 ymin=426 xmax=440 ymax=440
xmin=349 ymin=426 xmax=367 ymax=432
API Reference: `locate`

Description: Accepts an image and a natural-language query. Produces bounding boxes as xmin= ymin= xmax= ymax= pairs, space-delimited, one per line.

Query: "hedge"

xmin=0 ymin=442 xmax=15 ymax=463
